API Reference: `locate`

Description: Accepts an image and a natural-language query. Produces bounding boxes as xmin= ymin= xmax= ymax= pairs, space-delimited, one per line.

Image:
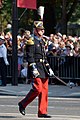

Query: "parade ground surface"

xmin=0 ymin=84 xmax=80 ymax=120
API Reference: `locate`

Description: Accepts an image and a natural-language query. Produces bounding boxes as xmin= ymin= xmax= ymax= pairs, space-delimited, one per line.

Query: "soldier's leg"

xmin=19 ymin=78 xmax=42 ymax=108
xmin=38 ymin=78 xmax=48 ymax=115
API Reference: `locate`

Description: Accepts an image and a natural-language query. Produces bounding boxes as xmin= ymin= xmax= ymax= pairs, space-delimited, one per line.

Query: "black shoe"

xmin=18 ymin=102 xmax=25 ymax=115
xmin=38 ymin=114 xmax=51 ymax=118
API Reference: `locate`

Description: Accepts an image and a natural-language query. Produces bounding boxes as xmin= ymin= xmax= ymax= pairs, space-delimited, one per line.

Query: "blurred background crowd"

xmin=0 ymin=24 xmax=80 ymax=83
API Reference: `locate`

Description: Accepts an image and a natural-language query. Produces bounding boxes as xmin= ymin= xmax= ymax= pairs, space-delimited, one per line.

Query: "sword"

xmin=51 ymin=74 xmax=72 ymax=89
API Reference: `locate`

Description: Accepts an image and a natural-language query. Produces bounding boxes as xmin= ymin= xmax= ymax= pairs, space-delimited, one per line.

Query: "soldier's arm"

xmin=26 ymin=37 xmax=39 ymax=78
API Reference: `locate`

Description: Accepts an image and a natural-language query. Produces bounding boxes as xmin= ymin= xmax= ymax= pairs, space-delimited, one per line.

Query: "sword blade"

xmin=53 ymin=74 xmax=72 ymax=89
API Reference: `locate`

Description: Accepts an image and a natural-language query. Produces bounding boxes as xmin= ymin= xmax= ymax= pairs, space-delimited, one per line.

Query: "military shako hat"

xmin=34 ymin=21 xmax=44 ymax=29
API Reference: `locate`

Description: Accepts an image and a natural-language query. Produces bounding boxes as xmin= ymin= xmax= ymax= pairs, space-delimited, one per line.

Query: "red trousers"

xmin=20 ymin=77 xmax=48 ymax=115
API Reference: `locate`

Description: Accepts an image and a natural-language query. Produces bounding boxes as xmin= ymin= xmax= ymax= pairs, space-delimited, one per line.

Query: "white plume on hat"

xmin=38 ymin=6 xmax=44 ymax=20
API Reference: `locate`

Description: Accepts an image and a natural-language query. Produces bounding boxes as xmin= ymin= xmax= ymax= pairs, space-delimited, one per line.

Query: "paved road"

xmin=0 ymin=84 xmax=80 ymax=97
xmin=0 ymin=95 xmax=80 ymax=120
xmin=0 ymin=84 xmax=80 ymax=119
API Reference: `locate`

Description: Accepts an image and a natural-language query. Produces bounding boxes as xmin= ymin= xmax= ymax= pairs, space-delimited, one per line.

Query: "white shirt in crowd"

xmin=0 ymin=44 xmax=9 ymax=65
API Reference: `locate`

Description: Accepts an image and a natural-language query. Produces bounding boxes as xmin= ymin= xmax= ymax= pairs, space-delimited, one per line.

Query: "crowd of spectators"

xmin=0 ymin=24 xmax=80 ymax=85
xmin=46 ymin=32 xmax=80 ymax=57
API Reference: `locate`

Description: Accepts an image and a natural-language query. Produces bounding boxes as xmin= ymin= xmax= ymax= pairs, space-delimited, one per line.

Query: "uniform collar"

xmin=34 ymin=36 xmax=42 ymax=41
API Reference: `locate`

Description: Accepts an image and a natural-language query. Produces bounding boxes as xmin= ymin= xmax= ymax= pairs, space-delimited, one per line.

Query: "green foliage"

xmin=18 ymin=9 xmax=34 ymax=32
xmin=0 ymin=0 xmax=80 ymax=32
xmin=0 ymin=0 xmax=12 ymax=31
xmin=69 ymin=3 xmax=80 ymax=23
xmin=55 ymin=1 xmax=62 ymax=21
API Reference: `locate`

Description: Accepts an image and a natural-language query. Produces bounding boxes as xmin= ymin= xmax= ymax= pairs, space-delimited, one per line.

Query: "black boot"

xmin=18 ymin=102 xmax=25 ymax=115
xmin=38 ymin=114 xmax=51 ymax=118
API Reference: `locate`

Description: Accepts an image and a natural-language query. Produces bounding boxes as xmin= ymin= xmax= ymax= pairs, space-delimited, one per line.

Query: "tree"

xmin=37 ymin=0 xmax=79 ymax=35
xmin=0 ymin=0 xmax=2 ymax=8
xmin=0 ymin=0 xmax=11 ymax=32
xmin=55 ymin=0 xmax=79 ymax=34
xmin=0 ymin=0 xmax=80 ymax=35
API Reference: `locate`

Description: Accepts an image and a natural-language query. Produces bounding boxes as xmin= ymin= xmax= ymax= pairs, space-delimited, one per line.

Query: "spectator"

xmin=21 ymin=62 xmax=28 ymax=77
xmin=47 ymin=43 xmax=57 ymax=56
xmin=53 ymin=35 xmax=59 ymax=49
xmin=0 ymin=36 xmax=9 ymax=86
xmin=64 ymin=44 xmax=73 ymax=56
xmin=4 ymin=32 xmax=12 ymax=54
xmin=21 ymin=61 xmax=28 ymax=83
xmin=18 ymin=47 xmax=24 ymax=77
xmin=73 ymin=46 xmax=80 ymax=57
xmin=17 ymin=28 xmax=25 ymax=41
xmin=57 ymin=41 xmax=66 ymax=56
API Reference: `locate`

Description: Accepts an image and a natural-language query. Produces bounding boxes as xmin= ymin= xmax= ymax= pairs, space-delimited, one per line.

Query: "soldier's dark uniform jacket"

xmin=26 ymin=35 xmax=51 ymax=79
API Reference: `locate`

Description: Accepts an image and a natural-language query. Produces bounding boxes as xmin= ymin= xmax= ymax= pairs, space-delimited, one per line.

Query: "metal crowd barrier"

xmin=6 ymin=54 xmax=12 ymax=78
xmin=6 ymin=55 xmax=80 ymax=83
xmin=47 ymin=56 xmax=80 ymax=81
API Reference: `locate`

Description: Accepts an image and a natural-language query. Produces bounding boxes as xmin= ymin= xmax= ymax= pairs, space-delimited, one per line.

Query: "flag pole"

xmin=18 ymin=8 xmax=27 ymax=21
xmin=12 ymin=0 xmax=18 ymax=85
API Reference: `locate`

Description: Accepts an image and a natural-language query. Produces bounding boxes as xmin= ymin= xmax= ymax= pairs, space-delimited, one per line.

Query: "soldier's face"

xmin=37 ymin=28 xmax=44 ymax=36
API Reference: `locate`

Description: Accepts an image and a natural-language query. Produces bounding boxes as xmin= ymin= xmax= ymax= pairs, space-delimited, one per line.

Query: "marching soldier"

xmin=18 ymin=21 xmax=54 ymax=118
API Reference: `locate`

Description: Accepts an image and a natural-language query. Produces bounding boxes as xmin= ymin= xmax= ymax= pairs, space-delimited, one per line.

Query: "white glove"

xmin=33 ymin=68 xmax=40 ymax=78
xmin=4 ymin=58 xmax=9 ymax=65
xmin=49 ymin=68 xmax=54 ymax=76
xmin=5 ymin=61 xmax=9 ymax=65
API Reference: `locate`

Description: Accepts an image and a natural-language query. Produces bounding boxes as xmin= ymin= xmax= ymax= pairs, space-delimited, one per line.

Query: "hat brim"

xmin=36 ymin=27 xmax=44 ymax=30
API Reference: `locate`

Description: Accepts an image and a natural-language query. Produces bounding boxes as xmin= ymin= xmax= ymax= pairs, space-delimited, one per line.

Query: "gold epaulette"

xmin=26 ymin=37 xmax=34 ymax=45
